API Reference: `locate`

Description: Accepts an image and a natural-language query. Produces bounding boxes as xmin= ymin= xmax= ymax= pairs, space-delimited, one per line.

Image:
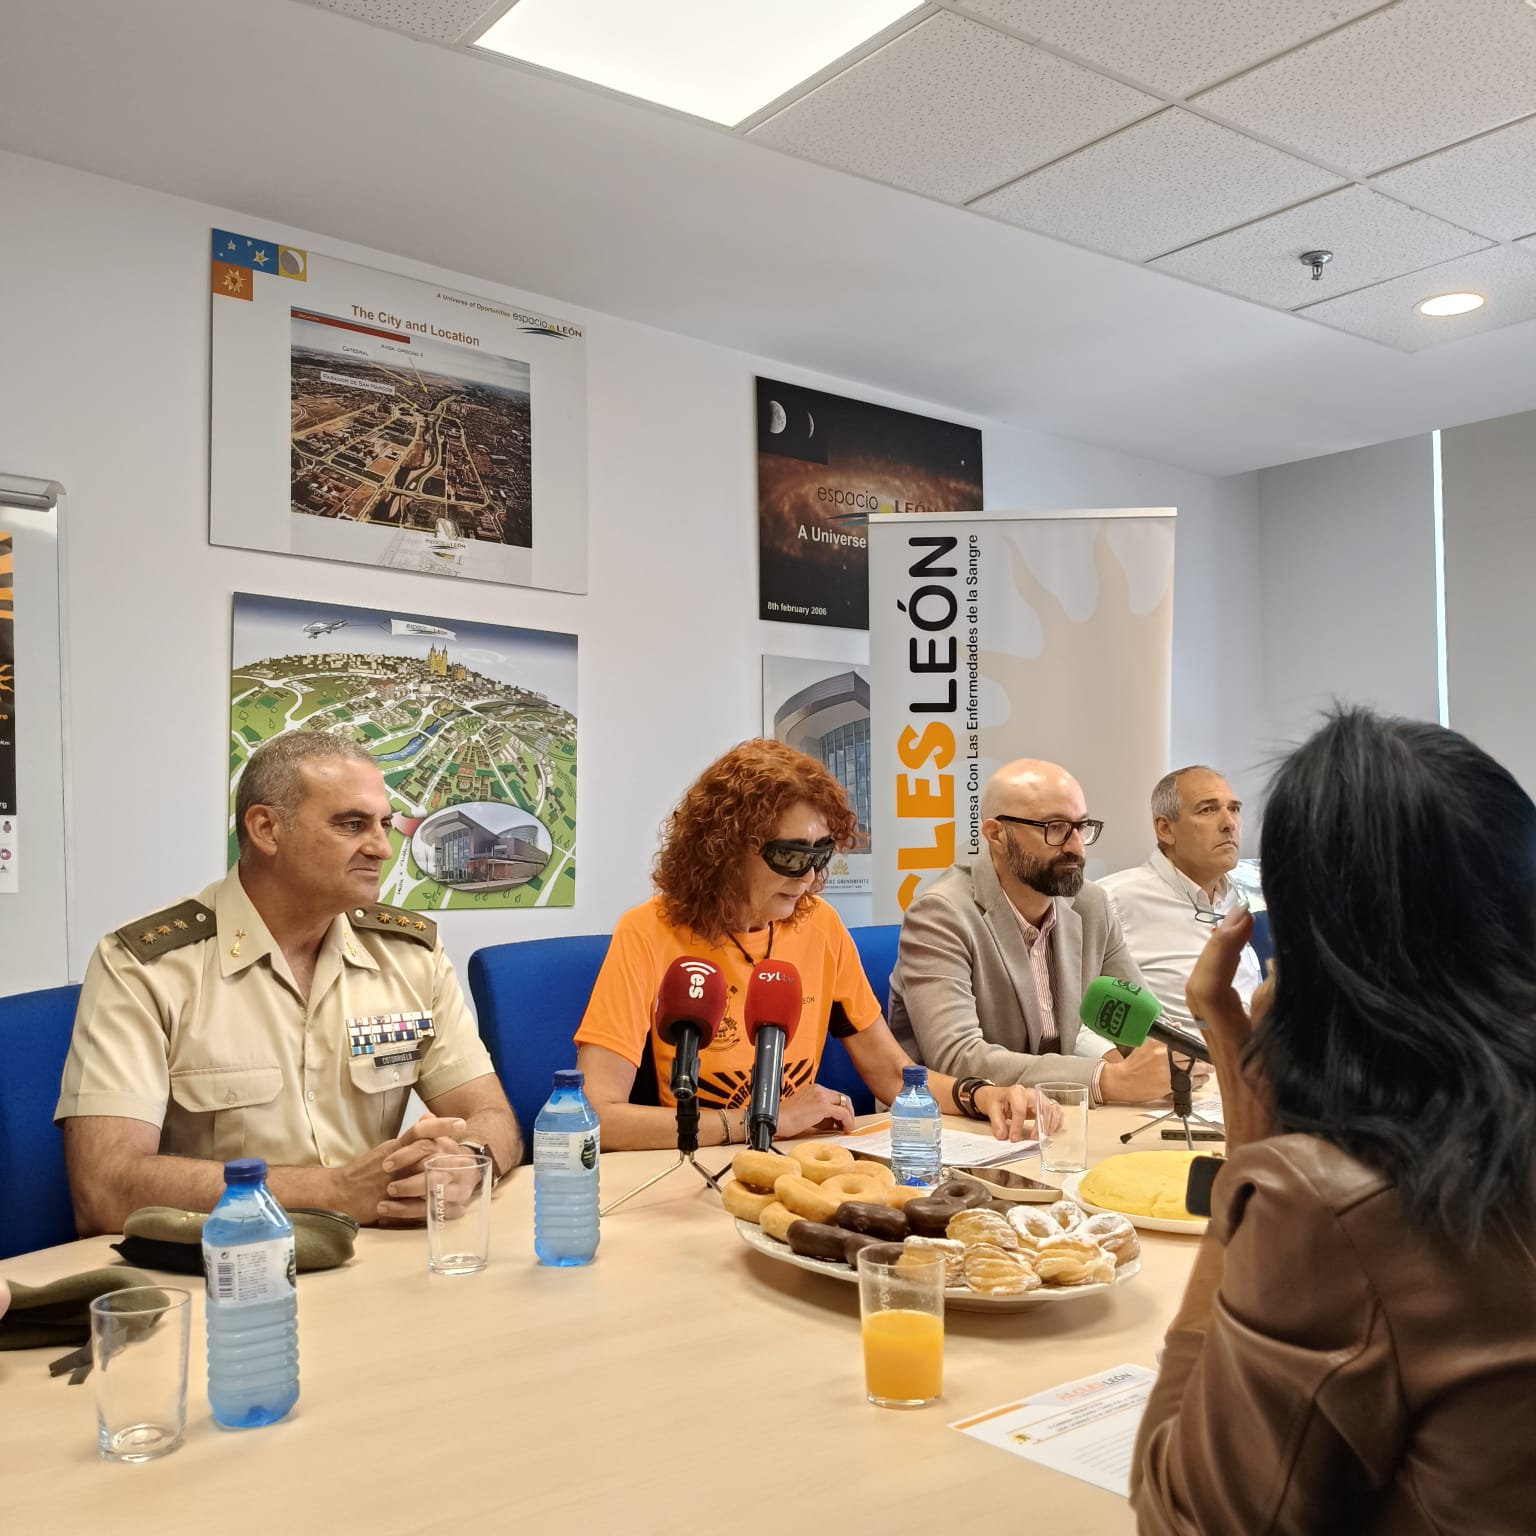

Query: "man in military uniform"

xmin=56 ymin=733 xmax=520 ymax=1235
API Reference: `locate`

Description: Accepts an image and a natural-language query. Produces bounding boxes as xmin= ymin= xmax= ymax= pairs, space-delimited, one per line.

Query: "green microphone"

xmin=1078 ymin=976 xmax=1211 ymax=1063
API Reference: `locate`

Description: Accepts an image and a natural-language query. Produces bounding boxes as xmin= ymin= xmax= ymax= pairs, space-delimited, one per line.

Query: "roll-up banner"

xmin=868 ymin=509 xmax=1175 ymax=922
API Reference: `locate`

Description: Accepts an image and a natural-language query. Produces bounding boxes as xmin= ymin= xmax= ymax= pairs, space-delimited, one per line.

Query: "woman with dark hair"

xmin=1132 ymin=709 xmax=1536 ymax=1533
xmin=575 ymin=739 xmax=1039 ymax=1149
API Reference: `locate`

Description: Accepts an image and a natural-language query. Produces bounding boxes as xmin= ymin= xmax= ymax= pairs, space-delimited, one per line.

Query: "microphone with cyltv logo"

xmin=1078 ymin=976 xmax=1211 ymax=1064
xmin=744 ymin=960 xmax=803 ymax=1151
xmin=654 ymin=957 xmax=727 ymax=1155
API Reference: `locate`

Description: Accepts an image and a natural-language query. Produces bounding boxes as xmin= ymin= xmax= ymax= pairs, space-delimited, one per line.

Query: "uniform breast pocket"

xmin=168 ymin=1064 xmax=284 ymax=1164
xmin=346 ymin=1052 xmax=422 ymax=1145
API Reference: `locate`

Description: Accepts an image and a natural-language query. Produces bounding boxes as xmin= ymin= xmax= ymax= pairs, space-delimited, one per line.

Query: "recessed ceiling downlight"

xmin=1416 ymin=293 xmax=1485 ymax=317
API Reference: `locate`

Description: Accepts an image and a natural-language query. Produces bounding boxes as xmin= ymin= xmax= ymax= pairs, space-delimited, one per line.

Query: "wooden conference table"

xmin=0 ymin=1110 xmax=1210 ymax=1535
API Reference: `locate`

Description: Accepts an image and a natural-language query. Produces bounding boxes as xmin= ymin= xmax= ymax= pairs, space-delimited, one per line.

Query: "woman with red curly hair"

xmin=575 ymin=739 xmax=1039 ymax=1150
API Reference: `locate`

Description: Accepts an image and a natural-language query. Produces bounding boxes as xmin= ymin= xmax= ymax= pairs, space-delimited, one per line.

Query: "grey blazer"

xmin=887 ymin=853 xmax=1144 ymax=1088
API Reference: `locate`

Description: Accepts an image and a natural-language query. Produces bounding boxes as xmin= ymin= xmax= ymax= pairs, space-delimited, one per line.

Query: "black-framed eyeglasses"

xmin=760 ymin=838 xmax=836 ymax=878
xmin=993 ymin=814 xmax=1104 ymax=848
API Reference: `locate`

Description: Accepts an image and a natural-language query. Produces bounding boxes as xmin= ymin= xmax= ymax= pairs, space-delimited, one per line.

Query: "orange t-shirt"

xmin=574 ymin=896 xmax=882 ymax=1110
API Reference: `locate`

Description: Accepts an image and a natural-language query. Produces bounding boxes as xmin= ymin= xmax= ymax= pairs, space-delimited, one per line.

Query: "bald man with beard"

xmin=888 ymin=759 xmax=1188 ymax=1104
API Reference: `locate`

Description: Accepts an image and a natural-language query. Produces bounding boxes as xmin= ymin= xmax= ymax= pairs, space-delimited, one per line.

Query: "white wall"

xmin=0 ymin=150 xmax=1265 ymax=987
xmin=1442 ymin=407 xmax=1536 ymax=795
xmin=1257 ymin=435 xmax=1441 ymax=757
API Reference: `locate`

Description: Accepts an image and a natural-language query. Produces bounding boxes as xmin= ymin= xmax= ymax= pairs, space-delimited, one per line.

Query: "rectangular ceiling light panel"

xmin=475 ymin=0 xmax=921 ymax=126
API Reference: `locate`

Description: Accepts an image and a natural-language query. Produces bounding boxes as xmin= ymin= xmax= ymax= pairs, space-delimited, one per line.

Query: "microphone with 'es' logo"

xmin=744 ymin=960 xmax=803 ymax=1151
xmin=654 ymin=957 xmax=727 ymax=1155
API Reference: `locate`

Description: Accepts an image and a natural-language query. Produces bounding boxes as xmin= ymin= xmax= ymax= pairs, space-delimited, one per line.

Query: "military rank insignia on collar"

xmin=349 ymin=905 xmax=436 ymax=947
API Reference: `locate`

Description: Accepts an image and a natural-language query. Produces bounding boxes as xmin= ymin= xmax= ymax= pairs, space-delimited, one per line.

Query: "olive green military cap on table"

xmin=112 ymin=1206 xmax=359 ymax=1276
xmin=0 ymin=1267 xmax=158 ymax=1351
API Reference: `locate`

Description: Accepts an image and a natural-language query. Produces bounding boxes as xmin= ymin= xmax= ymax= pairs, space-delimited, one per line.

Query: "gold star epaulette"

xmin=114 ymin=899 xmax=217 ymax=962
xmin=350 ymin=903 xmax=436 ymax=948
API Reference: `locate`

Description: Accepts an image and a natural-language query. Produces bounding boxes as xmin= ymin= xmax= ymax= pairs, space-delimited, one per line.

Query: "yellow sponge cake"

xmin=1078 ymin=1151 xmax=1202 ymax=1223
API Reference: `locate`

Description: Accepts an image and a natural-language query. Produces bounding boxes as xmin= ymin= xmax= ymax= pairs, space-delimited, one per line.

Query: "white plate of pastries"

xmin=1063 ymin=1151 xmax=1210 ymax=1235
xmin=723 ymin=1144 xmax=1140 ymax=1314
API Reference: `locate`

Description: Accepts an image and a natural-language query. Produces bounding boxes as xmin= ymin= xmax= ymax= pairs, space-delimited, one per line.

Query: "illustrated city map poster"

xmin=210 ymin=229 xmax=588 ymax=593
xmin=231 ymin=593 xmax=577 ymax=912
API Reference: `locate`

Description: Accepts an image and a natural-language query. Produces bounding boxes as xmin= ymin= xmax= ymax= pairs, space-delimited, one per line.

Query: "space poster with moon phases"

xmin=755 ymin=377 xmax=983 ymax=630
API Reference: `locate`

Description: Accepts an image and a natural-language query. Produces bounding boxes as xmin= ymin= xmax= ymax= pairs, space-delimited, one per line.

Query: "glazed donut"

xmin=884 ymin=1185 xmax=928 ymax=1209
xmin=758 ymin=1201 xmax=798 ymax=1244
xmin=1046 ymin=1199 xmax=1085 ymax=1233
xmin=721 ymin=1178 xmax=779 ymax=1222
xmin=774 ymin=1173 xmax=842 ymax=1225
xmin=931 ymin=1176 xmax=992 ymax=1210
xmin=819 ymin=1172 xmax=888 ymax=1208
xmin=833 ymin=1201 xmax=908 ymax=1240
xmin=850 ymin=1159 xmax=896 ymax=1187
xmin=787 ymin=1143 xmax=856 ymax=1183
xmin=1007 ymin=1205 xmax=1061 ymax=1251
xmin=1079 ymin=1212 xmax=1141 ymax=1267
xmin=1033 ymin=1236 xmax=1115 ymax=1288
xmin=731 ymin=1149 xmax=799 ymax=1193
xmin=946 ymin=1208 xmax=1020 ymax=1250
xmin=786 ymin=1220 xmax=852 ymax=1264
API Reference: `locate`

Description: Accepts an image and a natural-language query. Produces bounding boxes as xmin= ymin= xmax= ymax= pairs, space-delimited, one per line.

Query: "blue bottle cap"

xmin=901 ymin=1065 xmax=928 ymax=1087
xmin=554 ymin=1069 xmax=583 ymax=1089
xmin=224 ymin=1157 xmax=267 ymax=1184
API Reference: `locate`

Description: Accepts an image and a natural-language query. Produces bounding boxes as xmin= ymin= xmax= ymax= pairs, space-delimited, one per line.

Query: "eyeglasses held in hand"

xmin=759 ymin=838 xmax=836 ymax=878
xmin=993 ymin=814 xmax=1104 ymax=848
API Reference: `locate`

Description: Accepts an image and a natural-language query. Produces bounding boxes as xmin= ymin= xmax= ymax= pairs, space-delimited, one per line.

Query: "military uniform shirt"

xmin=54 ymin=867 xmax=495 ymax=1169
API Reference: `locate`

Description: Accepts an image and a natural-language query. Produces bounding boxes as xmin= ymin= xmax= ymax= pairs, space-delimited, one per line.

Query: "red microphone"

xmin=744 ymin=961 xmax=803 ymax=1151
xmin=654 ymin=957 xmax=727 ymax=1154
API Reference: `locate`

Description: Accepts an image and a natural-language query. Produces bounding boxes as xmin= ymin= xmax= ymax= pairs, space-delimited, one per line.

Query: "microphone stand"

xmin=1118 ymin=1050 xmax=1225 ymax=1148
xmin=599 ymin=1085 xmax=725 ymax=1216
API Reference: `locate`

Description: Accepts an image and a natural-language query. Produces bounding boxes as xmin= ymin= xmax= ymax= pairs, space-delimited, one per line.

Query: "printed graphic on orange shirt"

xmin=699 ymin=1055 xmax=815 ymax=1111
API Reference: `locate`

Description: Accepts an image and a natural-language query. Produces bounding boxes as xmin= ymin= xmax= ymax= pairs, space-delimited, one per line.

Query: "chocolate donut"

xmin=833 ymin=1201 xmax=909 ymax=1241
xmin=786 ymin=1220 xmax=854 ymax=1264
xmin=841 ymin=1231 xmax=886 ymax=1264
xmin=931 ymin=1176 xmax=992 ymax=1209
xmin=903 ymin=1194 xmax=967 ymax=1237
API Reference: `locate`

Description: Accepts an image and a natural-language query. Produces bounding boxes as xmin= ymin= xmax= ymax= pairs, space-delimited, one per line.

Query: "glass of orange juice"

xmin=856 ymin=1243 xmax=945 ymax=1409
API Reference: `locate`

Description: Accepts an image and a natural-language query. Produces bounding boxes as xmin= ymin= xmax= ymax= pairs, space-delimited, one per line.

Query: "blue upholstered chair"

xmin=467 ymin=935 xmax=615 ymax=1166
xmin=817 ymin=923 xmax=902 ymax=1116
xmin=0 ymin=984 xmax=81 ymax=1259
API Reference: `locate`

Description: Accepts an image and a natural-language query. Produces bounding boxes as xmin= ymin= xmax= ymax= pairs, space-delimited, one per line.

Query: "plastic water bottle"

xmin=202 ymin=1158 xmax=299 ymax=1429
xmin=889 ymin=1065 xmax=943 ymax=1187
xmin=533 ymin=1069 xmax=600 ymax=1266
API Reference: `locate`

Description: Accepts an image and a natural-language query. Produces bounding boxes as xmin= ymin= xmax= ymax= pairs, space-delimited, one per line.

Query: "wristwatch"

xmin=458 ymin=1138 xmax=500 ymax=1181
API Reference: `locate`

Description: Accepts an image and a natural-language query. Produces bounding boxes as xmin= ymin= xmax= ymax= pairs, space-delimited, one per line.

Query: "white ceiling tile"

xmin=1194 ymin=0 xmax=1536 ymax=175
xmin=1296 ymin=245 xmax=1536 ymax=351
xmin=1150 ymin=185 xmax=1490 ymax=309
xmin=747 ymin=11 xmax=1159 ymax=204
xmin=972 ymin=108 xmax=1344 ymax=262
xmin=957 ymin=0 xmax=1385 ymax=98
xmin=1372 ymin=116 xmax=1536 ymax=241
xmin=303 ymin=0 xmax=497 ymax=43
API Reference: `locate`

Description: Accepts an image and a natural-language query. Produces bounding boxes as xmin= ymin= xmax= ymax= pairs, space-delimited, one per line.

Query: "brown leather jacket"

xmin=1131 ymin=1134 xmax=1536 ymax=1534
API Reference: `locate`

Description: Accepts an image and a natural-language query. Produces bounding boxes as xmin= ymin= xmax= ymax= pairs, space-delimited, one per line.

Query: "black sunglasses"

xmin=760 ymin=838 xmax=836 ymax=878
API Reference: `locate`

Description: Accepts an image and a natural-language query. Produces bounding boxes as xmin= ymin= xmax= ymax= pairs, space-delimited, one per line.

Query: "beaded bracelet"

xmin=716 ymin=1107 xmax=734 ymax=1145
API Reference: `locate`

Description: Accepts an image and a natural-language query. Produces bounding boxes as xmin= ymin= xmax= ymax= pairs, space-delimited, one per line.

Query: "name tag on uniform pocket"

xmin=347 ymin=1011 xmax=437 ymax=1059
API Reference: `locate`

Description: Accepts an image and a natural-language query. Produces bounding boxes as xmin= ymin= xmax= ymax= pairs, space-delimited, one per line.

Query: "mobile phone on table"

xmin=951 ymin=1165 xmax=1061 ymax=1203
